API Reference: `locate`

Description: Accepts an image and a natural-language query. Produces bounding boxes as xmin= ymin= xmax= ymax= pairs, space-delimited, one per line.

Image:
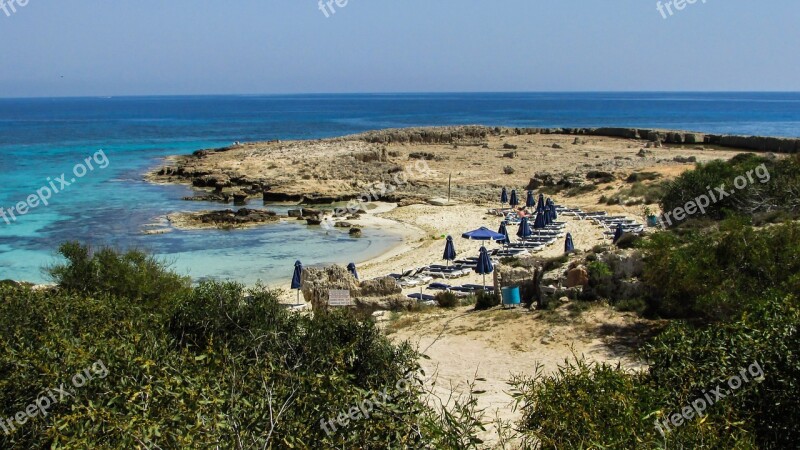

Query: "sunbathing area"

xmin=357 ymin=188 xmax=647 ymax=305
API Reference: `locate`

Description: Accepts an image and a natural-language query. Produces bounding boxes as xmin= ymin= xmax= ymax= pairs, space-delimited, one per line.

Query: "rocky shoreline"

xmin=145 ymin=126 xmax=790 ymax=234
xmin=148 ymin=127 xmax=797 ymax=210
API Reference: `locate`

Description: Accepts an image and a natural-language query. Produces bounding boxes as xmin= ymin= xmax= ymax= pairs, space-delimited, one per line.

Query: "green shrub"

xmin=614 ymin=297 xmax=647 ymax=314
xmin=660 ymin=153 xmax=800 ymax=227
xmin=642 ymin=220 xmax=800 ymax=321
xmin=474 ymin=290 xmax=500 ymax=310
xmin=435 ymin=291 xmax=459 ymax=308
xmin=626 ymin=171 xmax=661 ymax=183
xmin=47 ymin=241 xmax=190 ymax=311
xmin=1 ymin=247 xmax=482 ymax=449
xmin=614 ymin=232 xmax=640 ymax=249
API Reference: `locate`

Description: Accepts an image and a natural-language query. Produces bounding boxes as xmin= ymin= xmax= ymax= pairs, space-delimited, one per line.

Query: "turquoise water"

xmin=1 ymin=93 xmax=799 ymax=284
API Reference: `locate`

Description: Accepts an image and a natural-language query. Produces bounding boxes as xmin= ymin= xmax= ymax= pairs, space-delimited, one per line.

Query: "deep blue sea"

xmin=1 ymin=92 xmax=799 ymax=285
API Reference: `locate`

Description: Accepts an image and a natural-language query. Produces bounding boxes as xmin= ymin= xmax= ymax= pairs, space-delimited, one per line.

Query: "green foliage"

xmin=47 ymin=241 xmax=191 ymax=311
xmin=511 ymin=360 xmax=664 ymax=449
xmin=643 ymin=294 xmax=799 ymax=448
xmin=514 ymin=219 xmax=799 ymax=449
xmin=581 ymin=261 xmax=614 ymax=301
xmin=626 ymin=171 xmax=662 ymax=183
xmin=435 ymin=291 xmax=459 ymax=308
xmin=614 ymin=297 xmax=647 ymax=314
xmin=660 ymin=153 xmax=800 ymax=227
xmin=473 ymin=291 xmax=500 ymax=311
xmin=641 ymin=220 xmax=800 ymax=321
xmin=1 ymin=246 xmax=481 ymax=448
xmin=614 ymin=232 xmax=641 ymax=249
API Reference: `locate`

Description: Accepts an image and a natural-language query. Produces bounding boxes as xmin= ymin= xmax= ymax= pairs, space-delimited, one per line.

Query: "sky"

xmin=0 ymin=0 xmax=798 ymax=97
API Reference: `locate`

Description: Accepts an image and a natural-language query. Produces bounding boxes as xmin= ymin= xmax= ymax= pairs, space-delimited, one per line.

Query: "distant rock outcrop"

xmin=300 ymin=265 xmax=412 ymax=312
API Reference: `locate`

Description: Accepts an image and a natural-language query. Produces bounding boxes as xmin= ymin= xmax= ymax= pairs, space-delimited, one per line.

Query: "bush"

xmin=2 ymin=247 xmax=483 ymax=448
xmin=46 ymin=241 xmax=191 ymax=311
xmin=626 ymin=171 xmax=661 ymax=183
xmin=474 ymin=290 xmax=500 ymax=310
xmin=435 ymin=291 xmax=459 ymax=308
xmin=660 ymin=153 xmax=800 ymax=227
xmin=613 ymin=297 xmax=646 ymax=314
xmin=641 ymin=220 xmax=800 ymax=321
xmin=614 ymin=232 xmax=640 ymax=249
xmin=581 ymin=261 xmax=615 ymax=301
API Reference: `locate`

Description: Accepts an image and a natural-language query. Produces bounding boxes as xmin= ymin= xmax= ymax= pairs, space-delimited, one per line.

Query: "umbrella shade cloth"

xmin=516 ymin=217 xmax=532 ymax=238
xmin=501 ymin=187 xmax=508 ymax=204
xmin=565 ymin=233 xmax=575 ymax=252
xmin=462 ymin=227 xmax=507 ymax=241
xmin=497 ymin=222 xmax=511 ymax=245
xmin=291 ymin=260 xmax=303 ymax=290
xmin=475 ymin=247 xmax=494 ymax=275
xmin=509 ymin=190 xmax=519 ymax=207
xmin=613 ymin=223 xmax=624 ymax=244
xmin=550 ymin=204 xmax=558 ymax=221
xmin=533 ymin=212 xmax=547 ymax=229
xmin=443 ymin=235 xmax=457 ymax=261
xmin=526 ymin=191 xmax=535 ymax=208
xmin=537 ymin=193 xmax=545 ymax=211
xmin=347 ymin=262 xmax=359 ymax=280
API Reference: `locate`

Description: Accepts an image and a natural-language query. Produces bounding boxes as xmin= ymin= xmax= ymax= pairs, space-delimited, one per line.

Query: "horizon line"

xmin=1 ymin=90 xmax=799 ymax=101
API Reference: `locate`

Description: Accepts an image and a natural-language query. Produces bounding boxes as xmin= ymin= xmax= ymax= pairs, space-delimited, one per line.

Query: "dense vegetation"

xmin=660 ymin=153 xmax=800 ymax=226
xmin=512 ymin=154 xmax=800 ymax=449
xmin=0 ymin=244 xmax=482 ymax=448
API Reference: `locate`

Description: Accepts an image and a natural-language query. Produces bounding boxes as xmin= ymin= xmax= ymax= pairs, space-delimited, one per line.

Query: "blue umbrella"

xmin=475 ymin=246 xmax=494 ymax=289
xmin=462 ymin=227 xmax=506 ymax=241
xmin=526 ymin=190 xmax=535 ymax=208
xmin=516 ymin=216 xmax=532 ymax=239
xmin=509 ymin=189 xmax=519 ymax=207
xmin=347 ymin=262 xmax=359 ymax=280
xmin=500 ymin=187 xmax=508 ymax=206
xmin=537 ymin=193 xmax=545 ymax=212
xmin=549 ymin=203 xmax=558 ymax=222
xmin=291 ymin=260 xmax=303 ymax=304
xmin=498 ymin=222 xmax=511 ymax=246
xmin=533 ymin=211 xmax=547 ymax=229
xmin=565 ymin=233 xmax=575 ymax=252
xmin=613 ymin=223 xmax=624 ymax=245
xmin=443 ymin=235 xmax=457 ymax=266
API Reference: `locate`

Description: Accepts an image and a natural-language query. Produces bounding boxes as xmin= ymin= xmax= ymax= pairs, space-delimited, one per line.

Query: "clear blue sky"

xmin=0 ymin=0 xmax=797 ymax=97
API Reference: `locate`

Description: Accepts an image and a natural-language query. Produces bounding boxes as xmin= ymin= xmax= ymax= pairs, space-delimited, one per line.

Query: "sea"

xmin=1 ymin=92 xmax=799 ymax=285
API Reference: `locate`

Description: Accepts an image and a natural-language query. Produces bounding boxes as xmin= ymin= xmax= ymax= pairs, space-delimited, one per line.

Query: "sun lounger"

xmin=407 ymin=293 xmax=436 ymax=301
xmin=462 ymin=284 xmax=494 ymax=292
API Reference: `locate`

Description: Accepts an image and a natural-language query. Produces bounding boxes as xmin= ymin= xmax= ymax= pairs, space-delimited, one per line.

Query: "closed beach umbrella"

xmin=537 ymin=193 xmax=545 ymax=212
xmin=565 ymin=233 xmax=575 ymax=252
xmin=613 ymin=223 xmax=624 ymax=245
xmin=549 ymin=203 xmax=558 ymax=222
xmin=533 ymin=211 xmax=547 ymax=229
xmin=291 ymin=260 xmax=303 ymax=304
xmin=501 ymin=187 xmax=508 ymax=206
xmin=475 ymin=246 xmax=494 ymax=289
xmin=526 ymin=190 xmax=535 ymax=208
xmin=516 ymin=216 xmax=532 ymax=239
xmin=509 ymin=189 xmax=519 ymax=207
xmin=347 ymin=262 xmax=359 ymax=280
xmin=498 ymin=222 xmax=511 ymax=246
xmin=443 ymin=235 xmax=457 ymax=266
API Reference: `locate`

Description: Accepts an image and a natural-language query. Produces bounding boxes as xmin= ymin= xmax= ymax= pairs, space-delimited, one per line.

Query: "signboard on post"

xmin=328 ymin=289 xmax=354 ymax=307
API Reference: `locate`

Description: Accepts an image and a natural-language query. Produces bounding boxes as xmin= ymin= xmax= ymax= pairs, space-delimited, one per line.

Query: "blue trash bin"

xmin=501 ymin=286 xmax=521 ymax=306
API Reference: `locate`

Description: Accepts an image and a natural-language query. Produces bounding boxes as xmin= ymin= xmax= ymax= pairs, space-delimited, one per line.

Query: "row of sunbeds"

xmin=559 ymin=207 xmax=645 ymax=235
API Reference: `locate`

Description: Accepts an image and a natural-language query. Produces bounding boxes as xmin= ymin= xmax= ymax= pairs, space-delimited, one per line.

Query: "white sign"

xmin=328 ymin=289 xmax=353 ymax=307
